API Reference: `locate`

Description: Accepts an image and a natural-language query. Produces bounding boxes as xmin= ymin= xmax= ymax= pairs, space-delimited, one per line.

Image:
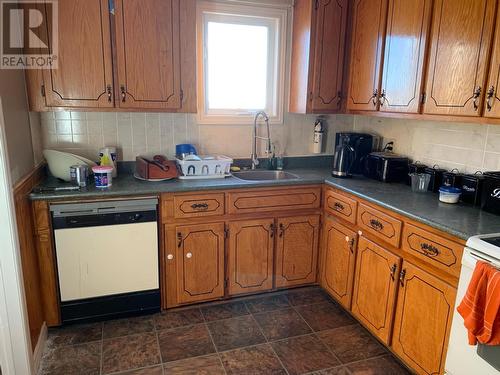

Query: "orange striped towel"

xmin=457 ymin=261 xmax=500 ymax=345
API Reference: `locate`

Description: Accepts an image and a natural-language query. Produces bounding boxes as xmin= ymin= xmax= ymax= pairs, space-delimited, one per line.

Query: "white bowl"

xmin=43 ymin=149 xmax=96 ymax=181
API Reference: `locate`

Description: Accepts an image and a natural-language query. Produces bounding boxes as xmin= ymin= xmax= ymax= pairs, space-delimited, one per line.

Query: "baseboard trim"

xmin=32 ymin=322 xmax=47 ymax=373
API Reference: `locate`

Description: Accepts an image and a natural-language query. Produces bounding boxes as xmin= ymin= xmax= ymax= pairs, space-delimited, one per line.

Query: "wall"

xmin=39 ymin=111 xmax=354 ymax=162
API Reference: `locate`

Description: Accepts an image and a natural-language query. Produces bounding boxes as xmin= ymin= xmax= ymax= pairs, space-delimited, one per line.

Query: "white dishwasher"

xmin=51 ymin=198 xmax=160 ymax=324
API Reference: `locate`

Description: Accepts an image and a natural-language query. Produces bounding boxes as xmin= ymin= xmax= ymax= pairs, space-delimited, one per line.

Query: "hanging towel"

xmin=457 ymin=261 xmax=500 ymax=345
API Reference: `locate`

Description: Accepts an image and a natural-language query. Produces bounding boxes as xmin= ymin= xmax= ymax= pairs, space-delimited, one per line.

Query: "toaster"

xmin=363 ymin=152 xmax=409 ymax=183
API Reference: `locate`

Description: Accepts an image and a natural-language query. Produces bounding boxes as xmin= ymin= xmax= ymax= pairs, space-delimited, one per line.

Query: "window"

xmin=197 ymin=2 xmax=287 ymax=124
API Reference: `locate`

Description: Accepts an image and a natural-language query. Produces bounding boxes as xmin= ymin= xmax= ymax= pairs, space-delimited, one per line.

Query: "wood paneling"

xmin=347 ymin=0 xmax=388 ymax=111
xmin=392 ymin=261 xmax=456 ymax=375
xmin=227 ymin=187 xmax=321 ymax=214
xmin=324 ymin=189 xmax=357 ymax=224
xmin=352 ymin=236 xmax=401 ymax=344
xmin=115 ymin=0 xmax=181 ymax=109
xmin=173 ymin=193 xmax=225 ymax=219
xmin=228 ymin=218 xmax=274 ymax=296
xmin=175 ymin=223 xmax=225 ymax=304
xmin=275 ymin=215 xmax=319 ymax=288
xmin=357 ymin=203 xmax=402 ymax=248
xmin=42 ymin=0 xmax=114 ymax=108
xmin=484 ymin=4 xmax=500 ymax=118
xmin=379 ymin=0 xmax=431 ymax=113
xmin=423 ymin=0 xmax=496 ymax=116
xmin=321 ymin=217 xmax=357 ymax=309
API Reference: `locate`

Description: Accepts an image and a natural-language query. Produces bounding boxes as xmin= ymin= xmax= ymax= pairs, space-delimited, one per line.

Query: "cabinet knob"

xmin=167 ymin=254 xmax=174 ymax=260
xmin=345 ymin=236 xmax=350 ymax=242
xmin=358 ymin=230 xmax=363 ymax=236
xmin=186 ymin=252 xmax=193 ymax=259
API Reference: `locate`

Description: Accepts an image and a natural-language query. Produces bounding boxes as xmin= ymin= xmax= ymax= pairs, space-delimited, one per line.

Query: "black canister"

xmin=461 ymin=172 xmax=484 ymax=206
xmin=442 ymin=169 xmax=463 ymax=188
xmin=424 ymin=165 xmax=447 ymax=192
xmin=407 ymin=161 xmax=428 ymax=185
xmin=481 ymin=172 xmax=500 ymax=215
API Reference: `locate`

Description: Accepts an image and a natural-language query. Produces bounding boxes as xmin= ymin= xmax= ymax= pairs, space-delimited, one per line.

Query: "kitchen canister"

xmin=442 ymin=168 xmax=463 ymax=188
xmin=408 ymin=161 xmax=428 ymax=185
xmin=424 ymin=165 xmax=447 ymax=192
xmin=461 ymin=172 xmax=484 ymax=206
xmin=92 ymin=165 xmax=113 ymax=188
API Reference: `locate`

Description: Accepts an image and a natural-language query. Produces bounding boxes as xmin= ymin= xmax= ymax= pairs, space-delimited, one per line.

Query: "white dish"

xmin=133 ymin=173 xmax=174 ymax=182
xmin=43 ymin=149 xmax=96 ymax=182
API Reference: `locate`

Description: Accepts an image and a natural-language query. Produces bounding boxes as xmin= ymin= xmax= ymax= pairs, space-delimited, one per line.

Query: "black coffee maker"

xmin=332 ymin=133 xmax=375 ymax=177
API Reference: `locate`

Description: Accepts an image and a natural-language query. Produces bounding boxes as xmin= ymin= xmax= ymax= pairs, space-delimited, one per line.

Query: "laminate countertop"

xmin=30 ymin=168 xmax=500 ymax=241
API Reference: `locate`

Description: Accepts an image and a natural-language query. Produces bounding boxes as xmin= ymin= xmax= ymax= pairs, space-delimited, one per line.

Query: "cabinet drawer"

xmin=173 ymin=193 xmax=225 ymax=218
xmin=324 ymin=189 xmax=357 ymax=224
xmin=227 ymin=187 xmax=321 ymax=214
xmin=357 ymin=204 xmax=402 ymax=248
xmin=402 ymin=223 xmax=463 ymax=277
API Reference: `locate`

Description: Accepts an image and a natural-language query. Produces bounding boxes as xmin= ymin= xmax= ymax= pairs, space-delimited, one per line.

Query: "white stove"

xmin=445 ymin=234 xmax=500 ymax=375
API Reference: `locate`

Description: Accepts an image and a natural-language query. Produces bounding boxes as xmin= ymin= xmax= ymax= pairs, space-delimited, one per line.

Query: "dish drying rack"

xmin=176 ymin=155 xmax=233 ymax=179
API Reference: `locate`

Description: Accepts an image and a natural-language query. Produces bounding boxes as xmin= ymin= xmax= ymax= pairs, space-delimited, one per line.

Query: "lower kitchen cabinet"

xmin=228 ymin=218 xmax=274 ymax=296
xmin=351 ymin=236 xmax=401 ymax=345
xmin=391 ymin=261 xmax=457 ymax=375
xmin=275 ymin=215 xmax=320 ymax=288
xmin=175 ymin=222 xmax=225 ymax=304
xmin=320 ymin=217 xmax=357 ymax=309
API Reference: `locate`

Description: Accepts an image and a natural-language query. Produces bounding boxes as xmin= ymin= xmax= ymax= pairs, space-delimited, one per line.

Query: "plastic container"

xmin=92 ymin=165 xmax=113 ymax=188
xmin=438 ymin=186 xmax=461 ymax=204
xmin=176 ymin=155 xmax=233 ymax=179
xmin=409 ymin=173 xmax=431 ymax=193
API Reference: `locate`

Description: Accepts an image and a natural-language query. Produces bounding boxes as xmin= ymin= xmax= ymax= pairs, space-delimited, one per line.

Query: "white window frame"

xmin=196 ymin=1 xmax=287 ymax=124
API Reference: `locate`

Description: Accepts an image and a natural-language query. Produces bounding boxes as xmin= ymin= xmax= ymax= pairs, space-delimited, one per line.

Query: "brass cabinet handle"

xmin=333 ymin=202 xmax=345 ymax=211
xmin=379 ymin=89 xmax=386 ymax=106
xmin=399 ymin=269 xmax=406 ymax=287
xmin=120 ymin=85 xmax=126 ymax=102
xmin=487 ymin=86 xmax=495 ymax=112
xmin=473 ymin=86 xmax=481 ymax=111
xmin=369 ymin=219 xmax=384 ymax=231
xmin=279 ymin=223 xmax=285 ymax=238
xmin=371 ymin=89 xmax=378 ymax=106
xmin=191 ymin=203 xmax=209 ymax=210
xmin=420 ymin=243 xmax=440 ymax=257
xmin=390 ymin=264 xmax=397 ymax=281
xmin=107 ymin=85 xmax=112 ymax=102
xmin=177 ymin=232 xmax=183 ymax=248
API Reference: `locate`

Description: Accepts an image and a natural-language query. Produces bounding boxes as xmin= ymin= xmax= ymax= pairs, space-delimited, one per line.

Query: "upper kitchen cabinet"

xmin=114 ymin=0 xmax=182 ymax=110
xmin=289 ymin=0 xmax=349 ymax=113
xmin=379 ymin=0 xmax=432 ymax=113
xmin=346 ymin=0 xmax=388 ymax=111
xmin=42 ymin=0 xmax=114 ymax=108
xmin=423 ymin=0 xmax=497 ymax=117
xmin=484 ymin=5 xmax=500 ymax=118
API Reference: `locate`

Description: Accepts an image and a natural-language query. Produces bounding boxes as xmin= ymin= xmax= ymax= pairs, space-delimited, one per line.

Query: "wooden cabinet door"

xmin=484 ymin=5 xmax=500 ymax=118
xmin=275 ymin=215 xmax=320 ymax=288
xmin=321 ymin=217 xmax=357 ymax=310
xmin=379 ymin=0 xmax=431 ymax=113
xmin=115 ymin=0 xmax=181 ymax=109
xmin=228 ymin=219 xmax=274 ymax=296
xmin=42 ymin=0 xmax=114 ymax=108
xmin=347 ymin=0 xmax=388 ymax=111
xmin=423 ymin=0 xmax=496 ymax=116
xmin=392 ymin=262 xmax=456 ymax=375
xmin=176 ymin=223 xmax=225 ymax=304
xmin=310 ymin=0 xmax=348 ymax=112
xmin=352 ymin=236 xmax=401 ymax=344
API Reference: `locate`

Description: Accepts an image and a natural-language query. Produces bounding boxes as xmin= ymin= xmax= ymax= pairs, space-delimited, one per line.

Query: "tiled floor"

xmin=39 ymin=287 xmax=413 ymax=375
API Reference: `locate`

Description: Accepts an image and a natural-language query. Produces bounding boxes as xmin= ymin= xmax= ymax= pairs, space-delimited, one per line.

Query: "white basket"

xmin=176 ymin=155 xmax=233 ymax=179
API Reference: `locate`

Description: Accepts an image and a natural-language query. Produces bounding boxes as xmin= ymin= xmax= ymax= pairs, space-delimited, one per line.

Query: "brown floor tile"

xmin=207 ymin=315 xmax=266 ymax=351
xmin=312 ymin=367 xmax=351 ymax=375
xmin=286 ymin=288 xmax=331 ymax=306
xmin=39 ymin=341 xmax=101 ymax=375
xmin=295 ymin=302 xmax=354 ymax=331
xmin=347 ymin=355 xmax=411 ymax=374
xmin=220 ymin=344 xmax=287 ymax=374
xmin=201 ymin=301 xmax=249 ymax=321
xmin=103 ymin=315 xmax=155 ymax=339
xmin=115 ymin=366 xmax=163 ymax=374
xmin=317 ymin=324 xmax=386 ymax=364
xmin=253 ymin=308 xmax=311 ymax=341
xmin=163 ymin=354 xmax=225 ymax=374
xmin=102 ymin=332 xmax=161 ymax=374
xmin=158 ymin=324 xmax=216 ymax=362
xmin=245 ymin=294 xmax=291 ymax=313
xmin=271 ymin=334 xmax=340 ymax=375
xmin=47 ymin=322 xmax=102 ymax=348
xmin=154 ymin=308 xmax=204 ymax=330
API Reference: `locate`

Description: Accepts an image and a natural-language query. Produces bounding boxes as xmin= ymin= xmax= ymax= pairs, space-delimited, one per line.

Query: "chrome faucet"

xmin=251 ymin=111 xmax=272 ymax=170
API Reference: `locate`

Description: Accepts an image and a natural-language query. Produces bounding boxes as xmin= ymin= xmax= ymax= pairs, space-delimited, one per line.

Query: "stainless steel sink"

xmin=232 ymin=170 xmax=300 ymax=181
